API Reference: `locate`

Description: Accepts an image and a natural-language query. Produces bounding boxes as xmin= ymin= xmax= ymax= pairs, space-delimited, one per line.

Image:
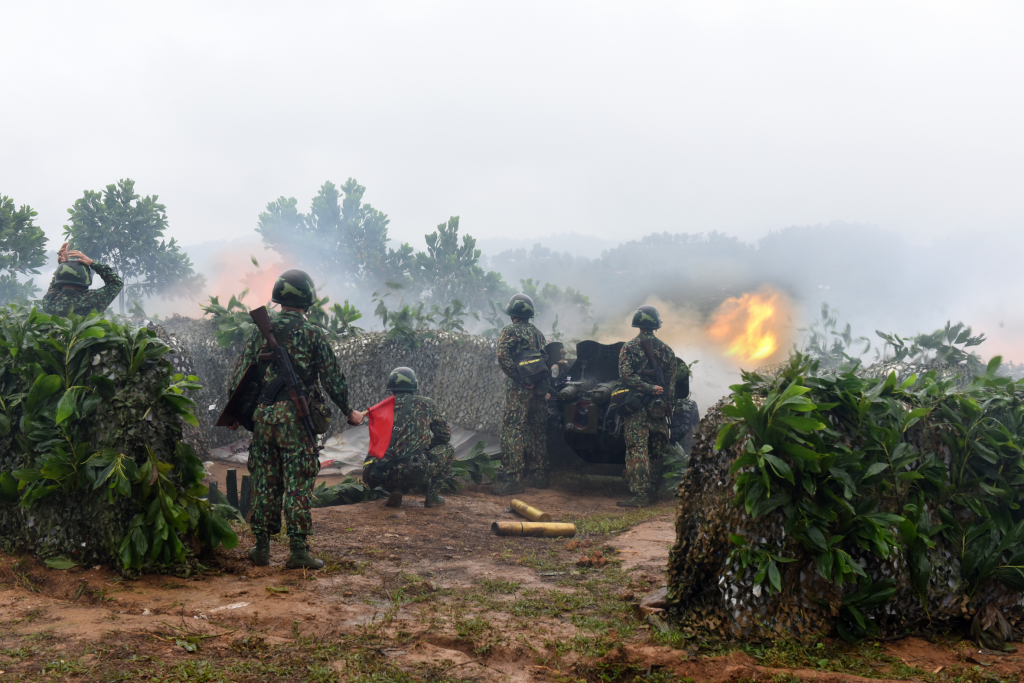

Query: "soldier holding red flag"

xmin=363 ymin=367 xmax=453 ymax=508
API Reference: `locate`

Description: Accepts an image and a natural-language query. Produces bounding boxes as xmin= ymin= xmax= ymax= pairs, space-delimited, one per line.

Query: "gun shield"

xmin=510 ymin=499 xmax=553 ymax=522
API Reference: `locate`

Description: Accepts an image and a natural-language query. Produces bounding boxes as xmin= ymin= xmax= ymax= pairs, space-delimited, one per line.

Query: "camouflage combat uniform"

xmin=40 ymin=263 xmax=123 ymax=316
xmin=618 ymin=331 xmax=679 ymax=495
xmin=362 ymin=393 xmax=454 ymax=493
xmin=228 ymin=310 xmax=351 ymax=541
xmin=496 ymin=321 xmax=548 ymax=480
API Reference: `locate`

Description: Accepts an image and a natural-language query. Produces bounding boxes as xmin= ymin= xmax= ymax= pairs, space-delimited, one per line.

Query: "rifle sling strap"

xmin=258 ymin=316 xmax=306 ymax=404
xmin=639 ymin=339 xmax=661 ymax=374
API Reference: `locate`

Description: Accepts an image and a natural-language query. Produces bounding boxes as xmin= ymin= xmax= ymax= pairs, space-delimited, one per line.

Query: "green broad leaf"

xmin=78 ymin=327 xmax=106 ymax=340
xmin=44 ymin=556 xmax=78 ymax=570
xmin=767 ymin=561 xmax=782 ymax=592
xmin=0 ymin=472 xmax=18 ymax=499
xmin=863 ymin=462 xmax=888 ymax=478
xmin=817 ymin=550 xmax=834 ymax=580
xmin=729 ymin=534 xmax=747 ymax=547
xmin=0 ymin=414 xmax=10 ymax=437
xmin=804 ymin=526 xmax=828 ymax=553
xmin=55 ymin=388 xmax=78 ymax=424
xmin=175 ymin=638 xmax=198 ymax=653
xmin=762 ymin=453 xmax=795 ymax=484
xmin=715 ymin=422 xmax=738 ymax=451
xmin=899 ymin=374 xmax=918 ymax=390
xmin=782 ymin=443 xmax=822 ymax=462
xmin=896 ymin=471 xmax=924 ymax=481
xmin=25 ymin=374 xmax=62 ymax=414
xmin=266 ymin=585 xmax=289 ymax=594
xmin=778 ymin=416 xmax=826 ymax=432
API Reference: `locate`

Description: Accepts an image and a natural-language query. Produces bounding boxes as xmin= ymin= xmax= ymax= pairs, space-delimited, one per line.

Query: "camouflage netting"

xmin=666 ymin=361 xmax=1024 ymax=642
xmin=155 ymin=316 xmax=507 ymax=446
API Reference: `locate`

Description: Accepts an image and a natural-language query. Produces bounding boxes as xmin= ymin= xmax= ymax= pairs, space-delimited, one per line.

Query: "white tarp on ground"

xmin=208 ymin=426 xmax=499 ymax=476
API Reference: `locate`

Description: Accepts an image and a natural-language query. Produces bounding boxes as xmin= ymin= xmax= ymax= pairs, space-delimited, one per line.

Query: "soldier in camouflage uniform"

xmin=362 ymin=367 xmax=454 ymax=509
xmin=494 ymin=293 xmax=549 ymax=495
xmin=227 ymin=269 xmax=364 ymax=569
xmin=40 ymin=243 xmax=123 ymax=316
xmin=617 ymin=304 xmax=679 ymax=507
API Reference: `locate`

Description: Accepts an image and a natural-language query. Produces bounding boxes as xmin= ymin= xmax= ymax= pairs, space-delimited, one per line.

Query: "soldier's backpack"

xmin=609 ymin=383 xmax=646 ymax=416
xmin=215 ymin=316 xmax=305 ymax=432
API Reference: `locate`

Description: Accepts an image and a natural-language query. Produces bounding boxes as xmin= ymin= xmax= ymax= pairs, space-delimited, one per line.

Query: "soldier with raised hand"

xmin=228 ymin=269 xmax=364 ymax=570
xmin=40 ymin=242 xmax=123 ymax=316
xmin=493 ymin=293 xmax=549 ymax=495
xmin=616 ymin=304 xmax=679 ymax=508
xmin=362 ymin=367 xmax=454 ymax=509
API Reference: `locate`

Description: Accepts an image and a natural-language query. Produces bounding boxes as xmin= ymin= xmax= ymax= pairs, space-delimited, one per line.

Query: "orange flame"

xmin=706 ymin=288 xmax=787 ymax=363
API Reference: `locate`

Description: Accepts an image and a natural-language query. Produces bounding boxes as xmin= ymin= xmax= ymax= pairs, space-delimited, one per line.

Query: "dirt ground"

xmin=0 ymin=480 xmax=1022 ymax=682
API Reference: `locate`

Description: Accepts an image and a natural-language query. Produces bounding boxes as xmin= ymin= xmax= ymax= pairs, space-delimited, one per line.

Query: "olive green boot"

xmin=285 ymin=536 xmax=324 ymax=570
xmin=616 ymin=493 xmax=651 ymax=508
xmin=424 ymin=487 xmax=445 ymax=508
xmin=248 ymin=534 xmax=270 ymax=567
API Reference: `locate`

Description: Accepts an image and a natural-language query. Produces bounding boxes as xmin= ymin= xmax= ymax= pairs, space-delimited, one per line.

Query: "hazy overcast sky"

xmin=3 ymin=1 xmax=1022 ymax=251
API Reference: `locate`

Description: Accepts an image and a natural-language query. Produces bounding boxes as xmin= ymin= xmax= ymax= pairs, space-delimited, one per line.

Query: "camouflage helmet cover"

xmin=631 ymin=304 xmax=662 ymax=330
xmin=53 ymin=260 xmax=92 ymax=287
xmin=271 ymin=269 xmax=316 ymax=308
xmin=387 ymin=367 xmax=418 ymax=393
xmin=505 ymin=293 xmax=536 ymax=318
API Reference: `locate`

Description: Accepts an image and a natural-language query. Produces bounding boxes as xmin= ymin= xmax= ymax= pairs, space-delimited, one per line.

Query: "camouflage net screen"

xmin=666 ymin=356 xmax=1024 ymax=642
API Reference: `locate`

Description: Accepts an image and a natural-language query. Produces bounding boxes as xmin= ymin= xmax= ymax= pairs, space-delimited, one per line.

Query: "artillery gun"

xmin=544 ymin=340 xmax=699 ymax=465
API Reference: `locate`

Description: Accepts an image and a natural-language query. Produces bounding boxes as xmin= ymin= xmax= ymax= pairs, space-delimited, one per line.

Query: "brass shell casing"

xmin=509 ymin=499 xmax=553 ymax=522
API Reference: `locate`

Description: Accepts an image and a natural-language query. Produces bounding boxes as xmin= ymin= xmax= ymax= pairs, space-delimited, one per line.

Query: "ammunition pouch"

xmin=514 ymin=348 xmax=550 ymax=393
xmin=308 ymin=386 xmax=331 ymax=435
xmin=609 ymin=385 xmax=646 ymax=416
xmin=646 ymin=397 xmax=669 ymax=419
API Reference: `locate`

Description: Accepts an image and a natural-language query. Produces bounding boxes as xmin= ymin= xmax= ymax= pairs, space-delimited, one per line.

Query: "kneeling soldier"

xmin=363 ymin=367 xmax=454 ymax=508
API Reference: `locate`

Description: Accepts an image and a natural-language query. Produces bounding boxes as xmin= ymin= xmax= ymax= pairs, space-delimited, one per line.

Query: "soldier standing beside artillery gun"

xmin=362 ymin=367 xmax=454 ymax=509
xmin=221 ymin=269 xmax=364 ymax=570
xmin=493 ymin=293 xmax=551 ymax=496
xmin=616 ymin=305 xmax=679 ymax=508
xmin=40 ymin=241 xmax=123 ymax=316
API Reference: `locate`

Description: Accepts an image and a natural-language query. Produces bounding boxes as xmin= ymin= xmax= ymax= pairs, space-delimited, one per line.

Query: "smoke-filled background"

xmin=3 ymin=1 xmax=1024 ymax=408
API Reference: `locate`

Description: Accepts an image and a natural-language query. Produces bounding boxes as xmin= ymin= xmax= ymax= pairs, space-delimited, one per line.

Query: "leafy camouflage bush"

xmin=0 ymin=305 xmax=237 ymax=573
xmin=670 ymin=350 xmax=1024 ymax=641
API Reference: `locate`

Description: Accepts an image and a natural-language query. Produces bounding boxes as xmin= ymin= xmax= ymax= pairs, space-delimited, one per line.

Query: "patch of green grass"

xmin=480 ymin=577 xmax=521 ymax=594
xmin=569 ymin=506 xmax=669 ymax=536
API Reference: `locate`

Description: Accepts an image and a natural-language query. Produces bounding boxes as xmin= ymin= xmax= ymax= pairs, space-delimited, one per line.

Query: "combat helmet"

xmin=505 ymin=293 xmax=536 ymax=319
xmin=53 ymin=261 xmax=92 ymax=288
xmin=271 ymin=269 xmax=316 ymax=308
xmin=631 ymin=304 xmax=662 ymax=330
xmin=387 ymin=367 xmax=418 ymax=393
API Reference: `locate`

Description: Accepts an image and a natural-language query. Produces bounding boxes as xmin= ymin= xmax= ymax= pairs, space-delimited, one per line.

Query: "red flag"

xmin=367 ymin=395 xmax=396 ymax=459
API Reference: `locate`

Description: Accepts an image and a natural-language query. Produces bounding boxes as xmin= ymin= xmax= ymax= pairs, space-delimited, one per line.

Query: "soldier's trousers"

xmin=623 ymin=410 xmax=670 ymax=495
xmin=363 ymin=444 xmax=455 ymax=492
xmin=249 ymin=419 xmax=320 ymax=539
xmin=500 ymin=385 xmax=548 ymax=479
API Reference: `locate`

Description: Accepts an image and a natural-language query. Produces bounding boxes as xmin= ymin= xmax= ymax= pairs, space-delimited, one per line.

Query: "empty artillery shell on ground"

xmin=490 ymin=521 xmax=576 ymax=537
xmin=510 ymin=499 xmax=553 ymax=522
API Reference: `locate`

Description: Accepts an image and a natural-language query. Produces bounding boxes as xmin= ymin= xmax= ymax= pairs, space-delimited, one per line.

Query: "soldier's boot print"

xmin=248 ymin=534 xmax=270 ymax=566
xmin=385 ymin=489 xmax=404 ymax=508
xmin=285 ymin=535 xmax=324 ymax=570
xmin=616 ymin=493 xmax=652 ymax=508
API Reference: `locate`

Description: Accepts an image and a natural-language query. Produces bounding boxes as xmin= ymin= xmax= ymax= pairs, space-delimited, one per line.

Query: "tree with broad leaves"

xmin=413 ymin=216 xmax=510 ymax=312
xmin=257 ymin=179 xmax=413 ymax=290
xmin=62 ymin=179 xmax=201 ymax=314
xmin=0 ymin=195 xmax=48 ymax=303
